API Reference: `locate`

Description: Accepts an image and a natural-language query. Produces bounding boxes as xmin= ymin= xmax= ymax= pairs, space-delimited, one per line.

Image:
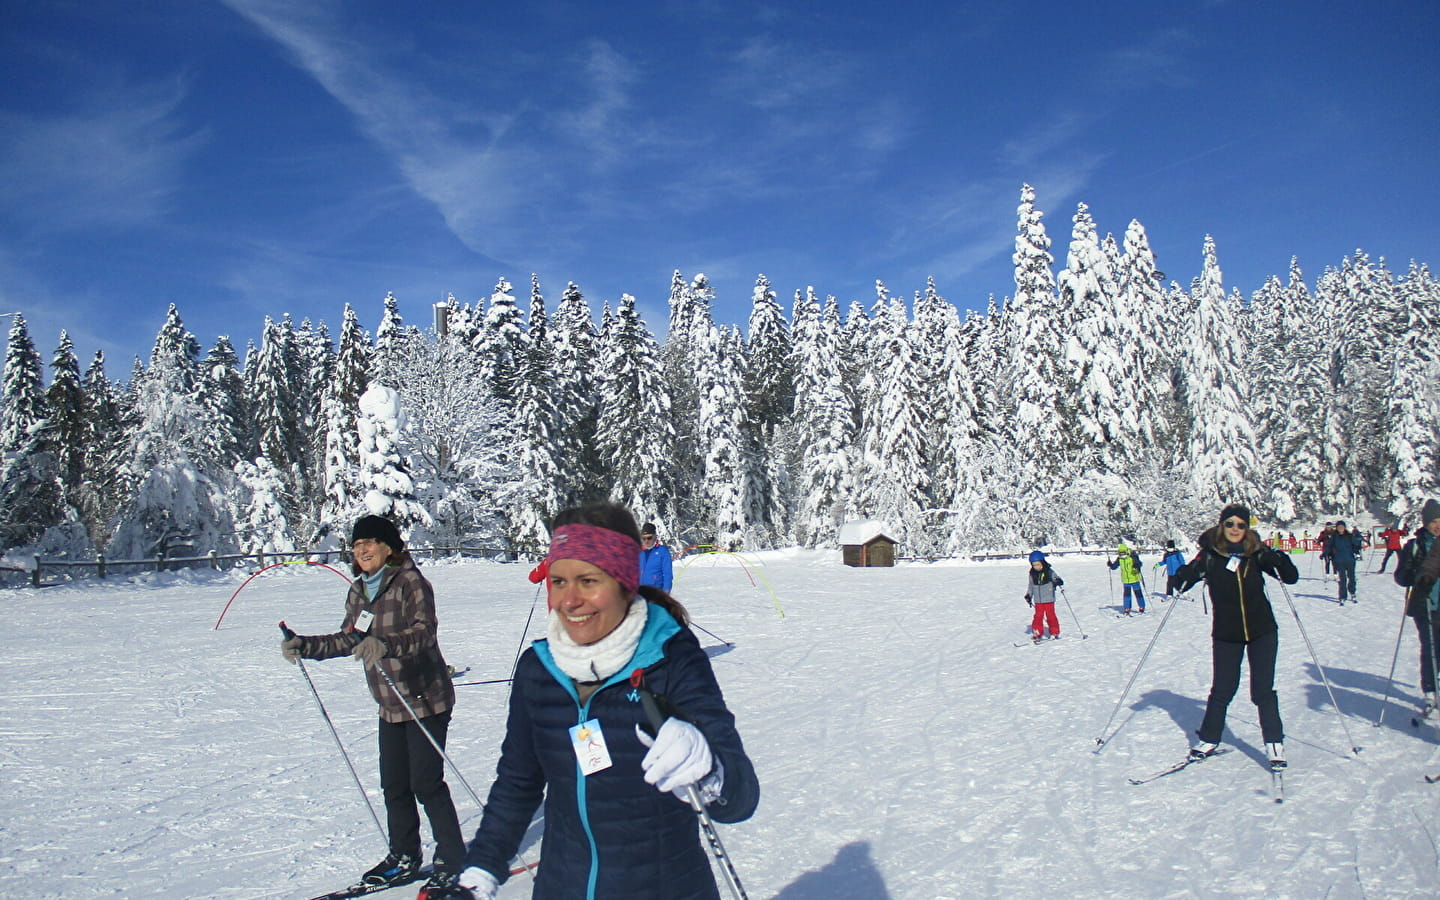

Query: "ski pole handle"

xmin=279 ymin=621 xmax=296 ymax=640
xmin=629 ymin=668 xmax=682 ymax=735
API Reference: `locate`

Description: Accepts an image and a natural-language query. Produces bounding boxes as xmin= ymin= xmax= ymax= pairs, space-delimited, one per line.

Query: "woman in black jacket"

xmin=1175 ymin=503 xmax=1299 ymax=768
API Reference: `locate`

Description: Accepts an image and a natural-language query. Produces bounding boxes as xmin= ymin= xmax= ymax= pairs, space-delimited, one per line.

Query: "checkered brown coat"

xmin=300 ymin=556 xmax=456 ymax=723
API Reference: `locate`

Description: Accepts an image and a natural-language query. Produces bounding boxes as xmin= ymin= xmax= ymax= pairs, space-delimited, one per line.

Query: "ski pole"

xmin=1275 ymin=582 xmax=1361 ymax=756
xmin=361 ymin=642 xmax=538 ymax=879
xmin=691 ymin=620 xmax=735 ymax=647
xmin=510 ymin=583 xmax=544 ymax=683
xmin=1094 ymin=590 xmax=1184 ymax=750
xmin=628 ymin=669 xmax=749 ymax=900
xmin=1057 ymin=587 xmax=1087 ymax=640
xmin=1373 ymin=595 xmax=1413 ymax=727
xmin=279 ymin=622 xmax=388 ymax=849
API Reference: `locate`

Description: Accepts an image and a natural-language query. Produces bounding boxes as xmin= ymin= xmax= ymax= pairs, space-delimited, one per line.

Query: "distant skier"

xmin=1023 ymin=550 xmax=1064 ymax=641
xmin=1318 ymin=522 xmax=1336 ymax=575
xmin=1377 ymin=523 xmax=1405 ymax=573
xmin=1157 ymin=540 xmax=1187 ymax=596
xmin=638 ymin=521 xmax=674 ymax=591
xmin=1108 ymin=542 xmax=1146 ymax=614
xmin=1324 ymin=521 xmax=1365 ymax=604
xmin=1175 ymin=503 xmax=1299 ymax=770
xmin=1396 ymin=499 xmax=1440 ymax=718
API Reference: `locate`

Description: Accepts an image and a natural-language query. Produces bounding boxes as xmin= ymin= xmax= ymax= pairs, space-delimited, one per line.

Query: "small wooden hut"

xmin=838 ymin=520 xmax=899 ymax=567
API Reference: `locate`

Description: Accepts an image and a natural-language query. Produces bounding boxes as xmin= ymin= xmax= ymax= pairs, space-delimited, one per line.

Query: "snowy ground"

xmin=3 ymin=548 xmax=1438 ymax=899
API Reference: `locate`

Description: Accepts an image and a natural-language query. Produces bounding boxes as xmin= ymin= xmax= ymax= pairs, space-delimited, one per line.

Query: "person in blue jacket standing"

xmin=451 ymin=502 xmax=758 ymax=900
xmin=638 ymin=521 xmax=674 ymax=591
xmin=1157 ymin=540 xmax=1187 ymax=596
xmin=1324 ymin=520 xmax=1366 ymax=604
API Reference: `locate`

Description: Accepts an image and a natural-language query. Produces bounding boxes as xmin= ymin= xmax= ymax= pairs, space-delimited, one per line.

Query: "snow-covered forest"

xmin=2 ymin=185 xmax=1437 ymax=560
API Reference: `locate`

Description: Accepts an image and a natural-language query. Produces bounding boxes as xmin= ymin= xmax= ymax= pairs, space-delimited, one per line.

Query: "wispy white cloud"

xmin=0 ymin=75 xmax=202 ymax=232
xmin=220 ymin=0 xmax=539 ymax=263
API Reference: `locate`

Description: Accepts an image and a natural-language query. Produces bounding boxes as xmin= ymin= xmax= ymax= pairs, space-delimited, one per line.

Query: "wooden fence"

xmin=12 ymin=545 xmax=541 ymax=588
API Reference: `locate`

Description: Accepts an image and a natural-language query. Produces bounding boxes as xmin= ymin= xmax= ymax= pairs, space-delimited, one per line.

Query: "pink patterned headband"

xmin=546 ymin=524 xmax=641 ymax=595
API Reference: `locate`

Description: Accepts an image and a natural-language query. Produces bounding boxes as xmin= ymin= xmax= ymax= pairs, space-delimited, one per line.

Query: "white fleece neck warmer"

xmin=546 ymin=596 xmax=648 ymax=683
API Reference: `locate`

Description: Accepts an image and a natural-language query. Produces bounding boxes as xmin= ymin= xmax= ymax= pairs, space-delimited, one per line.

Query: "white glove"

xmin=458 ymin=866 xmax=498 ymax=900
xmin=635 ymin=718 xmax=714 ymax=794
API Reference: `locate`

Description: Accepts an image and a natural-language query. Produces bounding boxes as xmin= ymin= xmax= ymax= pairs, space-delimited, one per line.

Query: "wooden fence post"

xmin=97 ymin=552 xmax=106 ymax=579
xmin=32 ymin=555 xmax=40 ymax=587
xmin=209 ymin=549 xmax=219 ymax=570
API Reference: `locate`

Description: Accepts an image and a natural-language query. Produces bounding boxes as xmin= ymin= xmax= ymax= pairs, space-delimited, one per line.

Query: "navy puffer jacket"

xmin=464 ymin=603 xmax=758 ymax=899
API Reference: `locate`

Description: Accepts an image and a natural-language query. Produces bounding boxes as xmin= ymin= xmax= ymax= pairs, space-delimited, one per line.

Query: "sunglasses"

xmin=1222 ymin=519 xmax=1248 ymax=529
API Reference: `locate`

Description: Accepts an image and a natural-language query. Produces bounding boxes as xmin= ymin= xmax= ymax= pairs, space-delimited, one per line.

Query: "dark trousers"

xmin=1198 ymin=630 xmax=1283 ymax=745
xmin=1378 ymin=548 xmax=1398 ymax=572
xmin=1336 ymin=563 xmax=1357 ymax=600
xmin=1413 ymin=614 xmax=1440 ymax=695
xmin=378 ymin=712 xmax=465 ymax=871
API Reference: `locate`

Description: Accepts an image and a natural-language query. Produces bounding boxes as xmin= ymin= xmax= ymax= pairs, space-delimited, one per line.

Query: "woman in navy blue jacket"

xmin=452 ymin=502 xmax=758 ymax=900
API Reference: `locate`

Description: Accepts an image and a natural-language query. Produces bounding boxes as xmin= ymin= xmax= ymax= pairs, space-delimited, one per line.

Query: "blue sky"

xmin=2 ymin=1 xmax=1437 ymax=371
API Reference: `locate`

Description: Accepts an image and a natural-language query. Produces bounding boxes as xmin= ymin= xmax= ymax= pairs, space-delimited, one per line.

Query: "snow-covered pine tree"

xmin=1264 ymin=259 xmax=1328 ymax=520
xmin=594 ymin=294 xmax=676 ymax=530
xmin=373 ymin=292 xmax=409 ymax=387
xmin=1117 ymin=219 xmax=1178 ymax=460
xmin=294 ymin=318 xmax=334 ymax=528
xmin=1384 ymin=261 xmax=1440 ymax=515
xmin=1002 ymin=186 xmax=1072 ymax=519
xmin=46 ymin=331 xmax=86 ymax=501
xmin=550 ymin=282 xmax=603 ymax=504
xmin=197 ymin=336 xmax=250 ymax=475
xmin=1309 ymin=264 xmax=1363 ymax=515
xmin=1060 ymin=202 xmax=1131 ymax=475
xmin=1179 ymin=236 xmax=1259 ymax=508
xmin=246 ymin=317 xmax=305 ymax=521
xmin=790 ymin=290 xmax=856 ymax=547
xmin=855 ymin=289 xmax=933 ymax=552
xmin=233 ymin=457 xmax=297 ymax=553
xmin=0 ymin=314 xmax=49 ymax=453
xmin=740 ymin=274 xmax=793 ymax=543
xmin=661 ymin=271 xmax=714 ymax=531
xmin=504 ymin=275 xmax=565 ymax=551
xmin=109 ymin=305 xmax=235 ymax=560
xmin=0 ymin=412 xmax=65 ymax=551
xmin=355 ymin=383 xmax=431 ymax=532
xmin=318 ymin=304 xmax=371 ymax=536
xmin=1335 ymin=251 xmax=1406 ymax=510
xmin=476 ymin=277 xmax=526 ymax=410
xmin=75 ymin=351 xmax=125 ymax=547
xmin=695 ymin=322 xmax=749 ymax=549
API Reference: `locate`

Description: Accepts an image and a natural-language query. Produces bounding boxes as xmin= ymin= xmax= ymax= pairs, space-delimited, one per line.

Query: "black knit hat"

xmin=1218 ymin=503 xmax=1251 ymax=526
xmin=352 ymin=515 xmax=404 ymax=553
xmin=1423 ymin=499 xmax=1440 ymax=526
xmin=640 ymin=522 xmax=657 ymax=537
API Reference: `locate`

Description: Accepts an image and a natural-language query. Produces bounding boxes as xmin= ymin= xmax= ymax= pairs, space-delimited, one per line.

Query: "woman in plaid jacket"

xmin=281 ymin=515 xmax=463 ymax=894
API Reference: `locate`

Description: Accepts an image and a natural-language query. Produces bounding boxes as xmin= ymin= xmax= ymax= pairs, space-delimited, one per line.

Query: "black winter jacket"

xmin=1176 ymin=527 xmax=1299 ymax=643
xmin=1397 ymin=528 xmax=1440 ymax=617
